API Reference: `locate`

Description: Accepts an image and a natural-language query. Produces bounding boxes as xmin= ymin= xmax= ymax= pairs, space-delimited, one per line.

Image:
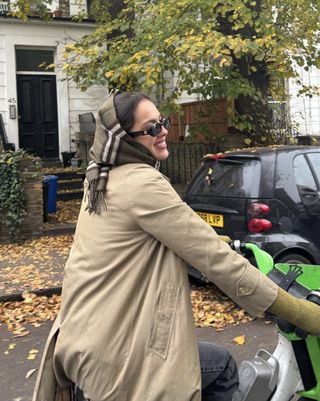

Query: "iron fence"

xmin=79 ymin=113 xmax=96 ymax=134
xmin=160 ymin=143 xmax=217 ymax=184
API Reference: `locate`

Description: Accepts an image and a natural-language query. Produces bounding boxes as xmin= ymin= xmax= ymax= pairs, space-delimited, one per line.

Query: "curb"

xmin=0 ymin=286 xmax=62 ymax=303
xmin=42 ymin=225 xmax=76 ymax=236
xmin=28 ymin=224 xmax=76 ymax=239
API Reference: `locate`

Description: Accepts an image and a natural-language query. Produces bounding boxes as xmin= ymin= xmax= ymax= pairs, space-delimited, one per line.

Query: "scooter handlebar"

xmin=307 ymin=291 xmax=320 ymax=305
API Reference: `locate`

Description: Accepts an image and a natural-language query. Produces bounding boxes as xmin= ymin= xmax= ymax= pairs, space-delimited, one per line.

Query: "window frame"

xmin=305 ymin=152 xmax=320 ymax=189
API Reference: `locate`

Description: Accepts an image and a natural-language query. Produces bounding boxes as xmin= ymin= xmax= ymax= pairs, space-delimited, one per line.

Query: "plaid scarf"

xmin=85 ymin=90 xmax=159 ymax=214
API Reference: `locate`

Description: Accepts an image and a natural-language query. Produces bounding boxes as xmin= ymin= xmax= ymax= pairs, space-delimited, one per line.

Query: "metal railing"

xmin=79 ymin=113 xmax=96 ymax=134
xmin=160 ymin=143 xmax=217 ymax=184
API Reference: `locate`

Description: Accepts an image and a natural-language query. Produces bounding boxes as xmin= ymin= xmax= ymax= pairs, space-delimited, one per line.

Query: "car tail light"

xmin=247 ymin=202 xmax=270 ymax=217
xmin=248 ymin=218 xmax=272 ymax=233
xmin=205 ymin=154 xmax=226 ymax=160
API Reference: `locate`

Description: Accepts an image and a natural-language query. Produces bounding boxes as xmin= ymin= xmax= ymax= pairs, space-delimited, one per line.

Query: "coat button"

xmin=239 ymin=287 xmax=247 ymax=295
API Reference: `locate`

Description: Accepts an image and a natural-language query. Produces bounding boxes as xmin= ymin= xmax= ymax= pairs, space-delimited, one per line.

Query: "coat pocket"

xmin=148 ymin=280 xmax=180 ymax=360
xmin=236 ymin=265 xmax=259 ymax=297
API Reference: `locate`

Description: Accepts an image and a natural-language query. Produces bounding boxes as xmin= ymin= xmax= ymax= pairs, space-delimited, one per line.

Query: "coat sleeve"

xmin=127 ymin=165 xmax=278 ymax=317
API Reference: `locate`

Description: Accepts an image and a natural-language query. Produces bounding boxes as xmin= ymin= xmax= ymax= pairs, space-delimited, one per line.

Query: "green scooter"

xmin=231 ymin=240 xmax=320 ymax=401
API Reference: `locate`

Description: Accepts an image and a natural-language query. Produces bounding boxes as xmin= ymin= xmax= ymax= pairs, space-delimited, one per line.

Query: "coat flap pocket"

xmin=149 ymin=281 xmax=180 ymax=360
xmin=236 ymin=265 xmax=259 ymax=297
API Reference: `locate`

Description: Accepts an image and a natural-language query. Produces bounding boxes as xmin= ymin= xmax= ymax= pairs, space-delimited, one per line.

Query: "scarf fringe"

xmin=85 ymin=179 xmax=107 ymax=215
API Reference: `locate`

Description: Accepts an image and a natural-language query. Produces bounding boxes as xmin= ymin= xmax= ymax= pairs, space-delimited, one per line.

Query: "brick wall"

xmin=0 ymin=157 xmax=43 ymax=243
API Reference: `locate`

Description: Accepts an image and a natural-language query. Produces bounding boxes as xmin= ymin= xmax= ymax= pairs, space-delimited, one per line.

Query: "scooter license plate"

xmin=197 ymin=212 xmax=224 ymax=228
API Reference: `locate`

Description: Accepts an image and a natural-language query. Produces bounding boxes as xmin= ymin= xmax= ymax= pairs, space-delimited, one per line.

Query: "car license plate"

xmin=197 ymin=212 xmax=224 ymax=228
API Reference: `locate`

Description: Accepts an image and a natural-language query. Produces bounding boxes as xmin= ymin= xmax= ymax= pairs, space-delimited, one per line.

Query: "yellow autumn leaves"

xmin=233 ymin=335 xmax=246 ymax=345
xmin=191 ymin=284 xmax=253 ymax=330
xmin=27 ymin=349 xmax=39 ymax=360
xmin=0 ymin=294 xmax=61 ymax=336
xmin=44 ymin=200 xmax=82 ymax=226
xmin=3 ymin=341 xmax=40 ymax=364
xmin=3 ymin=343 xmax=16 ymax=354
xmin=0 ymin=234 xmax=74 ymax=297
xmin=1 ymin=285 xmax=252 ymax=337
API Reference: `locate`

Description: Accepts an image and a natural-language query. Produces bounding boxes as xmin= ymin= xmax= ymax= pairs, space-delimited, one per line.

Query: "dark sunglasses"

xmin=128 ymin=117 xmax=170 ymax=137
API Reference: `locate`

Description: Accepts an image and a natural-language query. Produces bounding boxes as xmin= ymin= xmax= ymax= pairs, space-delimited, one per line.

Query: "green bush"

xmin=0 ymin=150 xmax=28 ymax=241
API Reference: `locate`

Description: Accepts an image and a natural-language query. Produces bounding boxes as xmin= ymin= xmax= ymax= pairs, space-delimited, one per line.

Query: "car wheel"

xmin=276 ymin=253 xmax=312 ymax=264
xmin=187 ymin=265 xmax=209 ymax=286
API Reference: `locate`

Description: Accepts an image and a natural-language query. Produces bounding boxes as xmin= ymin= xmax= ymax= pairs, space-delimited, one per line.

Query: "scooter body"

xmin=233 ymin=334 xmax=303 ymax=401
xmin=231 ymin=242 xmax=320 ymax=401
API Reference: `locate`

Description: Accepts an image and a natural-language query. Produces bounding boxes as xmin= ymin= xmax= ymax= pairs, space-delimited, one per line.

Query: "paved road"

xmin=0 ymin=318 xmax=278 ymax=401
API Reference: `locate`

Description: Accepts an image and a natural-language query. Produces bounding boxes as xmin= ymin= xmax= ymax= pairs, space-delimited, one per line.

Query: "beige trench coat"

xmin=33 ymin=164 xmax=278 ymax=401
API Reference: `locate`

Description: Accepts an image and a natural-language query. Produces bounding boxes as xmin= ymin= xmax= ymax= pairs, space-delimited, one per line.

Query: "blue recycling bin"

xmin=43 ymin=175 xmax=59 ymax=213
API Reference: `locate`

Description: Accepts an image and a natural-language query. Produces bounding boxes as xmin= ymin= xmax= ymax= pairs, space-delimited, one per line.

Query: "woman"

xmin=33 ymin=90 xmax=320 ymax=401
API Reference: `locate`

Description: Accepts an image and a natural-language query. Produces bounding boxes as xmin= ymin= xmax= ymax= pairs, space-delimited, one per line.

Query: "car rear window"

xmin=188 ymin=158 xmax=261 ymax=197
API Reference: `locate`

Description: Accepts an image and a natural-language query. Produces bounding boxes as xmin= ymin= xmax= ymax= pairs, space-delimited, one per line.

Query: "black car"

xmin=184 ymin=146 xmax=320 ymax=283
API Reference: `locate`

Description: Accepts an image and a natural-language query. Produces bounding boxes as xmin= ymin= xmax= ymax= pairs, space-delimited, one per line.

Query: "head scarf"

xmin=85 ymin=89 xmax=159 ymax=214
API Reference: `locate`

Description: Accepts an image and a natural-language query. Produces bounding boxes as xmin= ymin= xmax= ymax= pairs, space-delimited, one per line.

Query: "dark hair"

xmin=114 ymin=91 xmax=150 ymax=132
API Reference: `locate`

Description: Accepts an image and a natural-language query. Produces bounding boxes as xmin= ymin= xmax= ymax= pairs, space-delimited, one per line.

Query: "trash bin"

xmin=61 ymin=151 xmax=76 ymax=168
xmin=43 ymin=175 xmax=59 ymax=214
xmin=42 ymin=180 xmax=49 ymax=222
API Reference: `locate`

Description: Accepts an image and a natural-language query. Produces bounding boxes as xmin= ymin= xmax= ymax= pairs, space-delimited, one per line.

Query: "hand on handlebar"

xmin=268 ymin=288 xmax=320 ymax=337
xmin=218 ymin=235 xmax=232 ymax=244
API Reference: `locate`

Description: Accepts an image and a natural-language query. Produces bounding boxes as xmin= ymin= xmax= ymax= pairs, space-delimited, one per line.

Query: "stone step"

xmin=41 ymin=158 xmax=63 ymax=168
xmin=42 ymin=169 xmax=85 ymax=201
xmin=58 ymin=179 xmax=83 ymax=190
xmin=47 ymin=171 xmax=85 ymax=181
xmin=57 ymin=190 xmax=84 ymax=201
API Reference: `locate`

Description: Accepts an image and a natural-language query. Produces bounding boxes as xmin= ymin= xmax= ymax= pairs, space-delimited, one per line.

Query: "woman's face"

xmin=131 ymin=99 xmax=169 ymax=161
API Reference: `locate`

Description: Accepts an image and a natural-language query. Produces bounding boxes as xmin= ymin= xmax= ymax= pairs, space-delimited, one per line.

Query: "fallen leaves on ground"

xmin=0 ymin=235 xmax=73 ymax=294
xmin=191 ymin=284 xmax=253 ymax=330
xmin=233 ymin=335 xmax=246 ymax=345
xmin=0 ymin=285 xmax=253 ymax=336
xmin=44 ymin=199 xmax=82 ymax=226
xmin=0 ymin=235 xmax=73 ymax=262
xmin=12 ymin=330 xmax=30 ymax=338
xmin=2 ymin=342 xmax=17 ymax=355
xmin=27 ymin=349 xmax=39 ymax=360
xmin=0 ymin=293 xmax=61 ymax=335
xmin=42 ymin=167 xmax=83 ymax=174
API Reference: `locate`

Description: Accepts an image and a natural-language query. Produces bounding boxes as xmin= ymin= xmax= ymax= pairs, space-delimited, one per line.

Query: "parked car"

xmin=183 ymin=145 xmax=320 ymax=285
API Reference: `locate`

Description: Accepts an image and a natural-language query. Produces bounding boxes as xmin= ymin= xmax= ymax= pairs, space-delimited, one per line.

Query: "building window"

xmin=16 ymin=49 xmax=54 ymax=72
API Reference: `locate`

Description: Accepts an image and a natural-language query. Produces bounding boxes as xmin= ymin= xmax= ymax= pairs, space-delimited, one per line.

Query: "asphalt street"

xmin=0 ymin=317 xmax=278 ymax=401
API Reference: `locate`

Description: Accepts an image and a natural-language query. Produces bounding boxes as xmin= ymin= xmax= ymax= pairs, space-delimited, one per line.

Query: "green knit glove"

xmin=268 ymin=288 xmax=320 ymax=336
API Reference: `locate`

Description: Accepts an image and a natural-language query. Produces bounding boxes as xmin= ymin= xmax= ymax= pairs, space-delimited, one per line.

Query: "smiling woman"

xmin=127 ymin=98 xmax=170 ymax=161
xmin=113 ymin=92 xmax=170 ymax=161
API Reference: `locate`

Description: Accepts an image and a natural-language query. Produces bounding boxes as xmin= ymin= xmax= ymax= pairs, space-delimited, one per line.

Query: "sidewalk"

xmin=0 ymin=184 xmax=188 ymax=303
xmin=0 ymin=199 xmax=79 ymax=302
xmin=0 ymin=232 xmax=73 ymax=302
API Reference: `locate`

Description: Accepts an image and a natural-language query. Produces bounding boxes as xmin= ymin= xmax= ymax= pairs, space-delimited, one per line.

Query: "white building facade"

xmin=0 ymin=5 xmax=107 ymax=160
xmin=288 ymin=66 xmax=320 ymax=137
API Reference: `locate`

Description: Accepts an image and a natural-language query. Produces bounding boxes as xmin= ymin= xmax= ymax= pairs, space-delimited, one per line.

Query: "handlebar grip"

xmin=277 ymin=318 xmax=309 ymax=338
xmin=294 ymin=327 xmax=309 ymax=339
xmin=276 ymin=318 xmax=295 ymax=333
xmin=307 ymin=292 xmax=320 ymax=306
